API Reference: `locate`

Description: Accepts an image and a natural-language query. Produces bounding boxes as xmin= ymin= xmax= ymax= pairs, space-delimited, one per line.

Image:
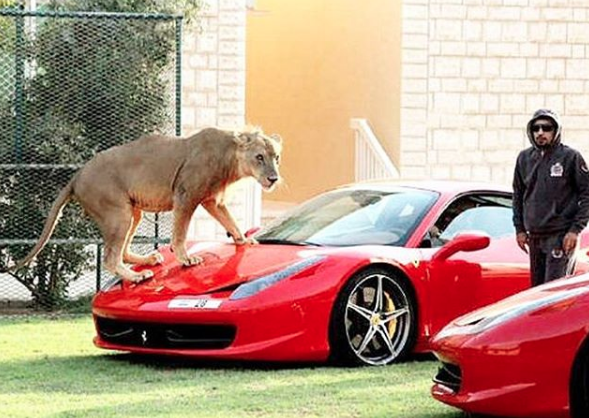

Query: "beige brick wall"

xmin=182 ymin=0 xmax=260 ymax=241
xmin=401 ymin=0 xmax=589 ymax=185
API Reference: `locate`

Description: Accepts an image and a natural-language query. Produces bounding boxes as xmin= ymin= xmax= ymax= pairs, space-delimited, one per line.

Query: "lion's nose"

xmin=267 ymin=176 xmax=278 ymax=185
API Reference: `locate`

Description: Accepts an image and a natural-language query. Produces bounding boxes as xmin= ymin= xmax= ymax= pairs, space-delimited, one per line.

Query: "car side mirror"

xmin=245 ymin=226 xmax=261 ymax=238
xmin=432 ymin=232 xmax=490 ymax=262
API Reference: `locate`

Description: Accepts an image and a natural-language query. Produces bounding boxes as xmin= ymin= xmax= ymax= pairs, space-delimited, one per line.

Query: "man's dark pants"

xmin=528 ymin=233 xmax=577 ymax=287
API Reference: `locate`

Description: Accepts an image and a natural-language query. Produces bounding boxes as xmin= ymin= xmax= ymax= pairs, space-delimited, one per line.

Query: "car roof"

xmin=338 ymin=179 xmax=512 ymax=196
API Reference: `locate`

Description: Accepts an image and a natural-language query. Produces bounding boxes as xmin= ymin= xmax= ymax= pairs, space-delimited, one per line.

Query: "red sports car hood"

xmin=123 ymin=242 xmax=330 ymax=296
xmin=453 ymin=272 xmax=589 ymax=327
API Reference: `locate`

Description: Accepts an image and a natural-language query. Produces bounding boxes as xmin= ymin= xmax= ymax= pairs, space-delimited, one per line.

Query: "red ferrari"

xmin=431 ymin=271 xmax=589 ymax=418
xmin=93 ymin=180 xmax=537 ymax=366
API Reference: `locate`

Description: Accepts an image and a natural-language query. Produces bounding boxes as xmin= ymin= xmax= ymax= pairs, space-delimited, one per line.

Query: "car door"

xmin=420 ymin=192 xmax=530 ymax=336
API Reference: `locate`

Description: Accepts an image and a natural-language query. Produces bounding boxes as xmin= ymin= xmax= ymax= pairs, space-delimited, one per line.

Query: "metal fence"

xmin=0 ymin=8 xmax=183 ymax=312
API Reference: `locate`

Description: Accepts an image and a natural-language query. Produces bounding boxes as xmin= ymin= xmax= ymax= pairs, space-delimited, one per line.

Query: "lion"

xmin=8 ymin=126 xmax=282 ymax=282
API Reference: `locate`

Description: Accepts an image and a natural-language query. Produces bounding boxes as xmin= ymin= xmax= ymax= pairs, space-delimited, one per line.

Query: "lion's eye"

xmin=256 ymin=154 xmax=264 ymax=163
xmin=275 ymin=156 xmax=280 ymax=165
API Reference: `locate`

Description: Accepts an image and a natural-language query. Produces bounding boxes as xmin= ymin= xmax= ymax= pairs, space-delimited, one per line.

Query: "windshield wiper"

xmin=256 ymin=238 xmax=321 ymax=246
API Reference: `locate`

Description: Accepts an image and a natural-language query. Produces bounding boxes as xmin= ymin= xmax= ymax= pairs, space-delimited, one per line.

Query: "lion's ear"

xmin=235 ymin=132 xmax=254 ymax=148
xmin=270 ymin=133 xmax=282 ymax=144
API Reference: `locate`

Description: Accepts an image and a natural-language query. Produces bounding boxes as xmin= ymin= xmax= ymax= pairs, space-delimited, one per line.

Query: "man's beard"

xmin=534 ymin=138 xmax=553 ymax=149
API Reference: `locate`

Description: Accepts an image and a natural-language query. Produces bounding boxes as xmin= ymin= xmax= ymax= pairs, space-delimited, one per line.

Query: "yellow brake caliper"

xmin=384 ymin=292 xmax=397 ymax=337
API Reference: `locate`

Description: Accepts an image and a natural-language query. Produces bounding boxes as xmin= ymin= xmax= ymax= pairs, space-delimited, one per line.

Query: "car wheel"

xmin=570 ymin=338 xmax=589 ymax=418
xmin=329 ymin=267 xmax=416 ymax=366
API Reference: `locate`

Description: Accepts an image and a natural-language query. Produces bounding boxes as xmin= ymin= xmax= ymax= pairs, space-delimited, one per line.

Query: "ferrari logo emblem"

xmin=141 ymin=330 xmax=148 ymax=345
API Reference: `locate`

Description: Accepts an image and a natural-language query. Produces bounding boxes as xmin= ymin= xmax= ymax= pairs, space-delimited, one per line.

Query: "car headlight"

xmin=229 ymin=255 xmax=326 ymax=300
xmin=436 ymin=286 xmax=589 ymax=339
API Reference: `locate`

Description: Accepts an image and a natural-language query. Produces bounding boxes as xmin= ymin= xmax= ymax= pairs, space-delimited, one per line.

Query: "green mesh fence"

xmin=0 ymin=8 xmax=182 ymax=312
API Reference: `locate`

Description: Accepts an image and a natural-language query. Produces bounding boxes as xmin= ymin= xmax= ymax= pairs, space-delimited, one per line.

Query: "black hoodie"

xmin=512 ymin=109 xmax=589 ymax=236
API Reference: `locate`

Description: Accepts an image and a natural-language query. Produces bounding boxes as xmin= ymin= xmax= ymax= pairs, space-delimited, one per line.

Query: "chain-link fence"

xmin=0 ymin=7 xmax=183 ymax=312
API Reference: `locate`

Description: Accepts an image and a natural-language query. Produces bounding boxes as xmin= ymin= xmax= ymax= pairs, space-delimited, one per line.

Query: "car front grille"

xmin=95 ymin=316 xmax=236 ymax=350
xmin=433 ymin=361 xmax=462 ymax=393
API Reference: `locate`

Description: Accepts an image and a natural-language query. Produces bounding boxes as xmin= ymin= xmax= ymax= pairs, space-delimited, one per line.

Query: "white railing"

xmin=242 ymin=179 xmax=262 ymax=230
xmin=350 ymin=118 xmax=399 ymax=182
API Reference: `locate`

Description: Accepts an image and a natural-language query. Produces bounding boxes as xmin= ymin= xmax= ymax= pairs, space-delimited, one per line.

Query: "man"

xmin=513 ymin=109 xmax=589 ymax=286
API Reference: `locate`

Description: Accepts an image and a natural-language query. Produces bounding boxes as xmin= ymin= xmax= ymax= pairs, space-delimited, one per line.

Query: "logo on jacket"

xmin=551 ymin=248 xmax=564 ymax=259
xmin=550 ymin=162 xmax=564 ymax=177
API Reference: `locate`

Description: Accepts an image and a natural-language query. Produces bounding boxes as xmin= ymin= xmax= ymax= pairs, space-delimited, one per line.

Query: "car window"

xmin=257 ymin=188 xmax=439 ymax=246
xmin=439 ymin=206 xmax=514 ymax=240
xmin=425 ymin=194 xmax=514 ymax=248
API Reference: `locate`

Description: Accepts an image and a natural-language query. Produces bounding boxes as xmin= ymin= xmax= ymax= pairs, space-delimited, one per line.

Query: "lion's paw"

xmin=146 ymin=251 xmax=164 ymax=266
xmin=234 ymin=236 xmax=258 ymax=246
xmin=180 ymin=255 xmax=204 ymax=267
xmin=124 ymin=269 xmax=154 ymax=283
xmin=142 ymin=269 xmax=155 ymax=279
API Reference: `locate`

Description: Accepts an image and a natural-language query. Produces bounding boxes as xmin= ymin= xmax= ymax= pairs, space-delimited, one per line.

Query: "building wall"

xmin=246 ymin=0 xmax=403 ymax=203
xmin=401 ymin=0 xmax=589 ymax=184
xmin=183 ymin=0 xmax=247 ymax=131
xmin=183 ymin=0 xmax=260 ymax=240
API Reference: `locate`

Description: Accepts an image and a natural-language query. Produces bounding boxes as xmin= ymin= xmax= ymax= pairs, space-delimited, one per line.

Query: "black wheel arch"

xmin=570 ymin=333 xmax=589 ymax=418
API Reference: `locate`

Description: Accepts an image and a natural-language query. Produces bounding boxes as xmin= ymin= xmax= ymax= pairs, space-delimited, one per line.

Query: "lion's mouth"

xmin=260 ymin=176 xmax=279 ymax=191
xmin=262 ymin=181 xmax=276 ymax=191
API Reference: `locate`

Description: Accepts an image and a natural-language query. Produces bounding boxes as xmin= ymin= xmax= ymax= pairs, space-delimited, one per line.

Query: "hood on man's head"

xmin=526 ymin=108 xmax=562 ymax=148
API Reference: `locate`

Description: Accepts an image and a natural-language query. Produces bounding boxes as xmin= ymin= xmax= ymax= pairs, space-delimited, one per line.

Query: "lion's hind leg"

xmin=122 ymin=208 xmax=164 ymax=266
xmin=95 ymin=205 xmax=154 ymax=282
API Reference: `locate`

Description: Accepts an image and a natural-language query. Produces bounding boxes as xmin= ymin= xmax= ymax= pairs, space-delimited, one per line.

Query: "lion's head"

xmin=236 ymin=128 xmax=282 ymax=191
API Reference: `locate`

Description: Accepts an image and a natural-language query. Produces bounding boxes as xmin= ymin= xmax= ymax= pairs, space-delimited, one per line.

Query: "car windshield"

xmin=256 ymin=188 xmax=439 ymax=246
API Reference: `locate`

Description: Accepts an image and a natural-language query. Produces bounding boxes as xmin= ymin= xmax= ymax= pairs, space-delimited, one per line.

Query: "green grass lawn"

xmin=0 ymin=316 xmax=466 ymax=418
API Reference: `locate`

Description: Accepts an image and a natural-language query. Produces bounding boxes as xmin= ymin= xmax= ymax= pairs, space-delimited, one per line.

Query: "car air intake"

xmin=95 ymin=316 xmax=236 ymax=349
xmin=433 ymin=362 xmax=462 ymax=393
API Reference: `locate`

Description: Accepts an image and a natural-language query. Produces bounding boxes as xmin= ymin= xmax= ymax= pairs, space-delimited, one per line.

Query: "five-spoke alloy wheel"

xmin=329 ymin=267 xmax=416 ymax=366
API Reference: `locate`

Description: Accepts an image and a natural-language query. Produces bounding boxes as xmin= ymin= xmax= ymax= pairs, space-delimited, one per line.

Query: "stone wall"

xmin=401 ymin=0 xmax=589 ymax=185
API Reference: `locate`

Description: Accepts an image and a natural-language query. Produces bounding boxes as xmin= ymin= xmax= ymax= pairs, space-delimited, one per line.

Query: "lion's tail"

xmin=6 ymin=178 xmax=76 ymax=272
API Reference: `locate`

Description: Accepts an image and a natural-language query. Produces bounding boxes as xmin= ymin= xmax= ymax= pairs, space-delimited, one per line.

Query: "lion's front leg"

xmin=172 ymin=201 xmax=203 ymax=266
xmin=202 ymin=199 xmax=256 ymax=245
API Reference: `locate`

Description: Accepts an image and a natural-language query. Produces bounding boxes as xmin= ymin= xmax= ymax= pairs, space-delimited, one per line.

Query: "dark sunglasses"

xmin=532 ymin=124 xmax=555 ymax=133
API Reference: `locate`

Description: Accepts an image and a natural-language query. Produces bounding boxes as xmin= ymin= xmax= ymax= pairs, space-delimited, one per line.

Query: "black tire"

xmin=329 ymin=267 xmax=417 ymax=366
xmin=570 ymin=338 xmax=589 ymax=418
